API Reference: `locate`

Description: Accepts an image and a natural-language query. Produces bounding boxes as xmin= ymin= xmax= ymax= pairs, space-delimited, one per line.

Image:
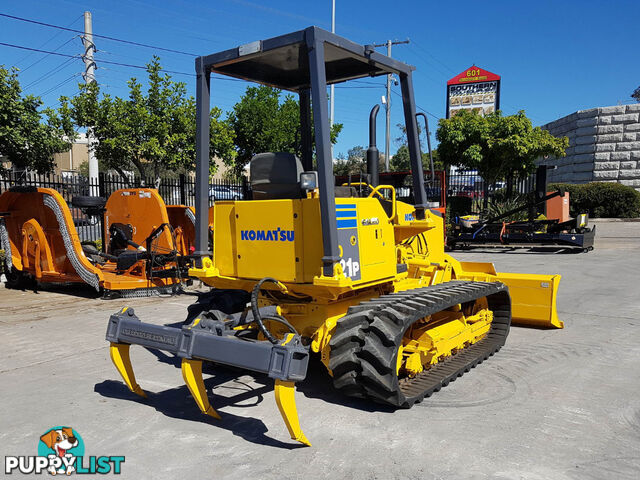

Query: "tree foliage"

xmin=390 ymin=144 xmax=442 ymax=172
xmin=632 ymin=86 xmax=640 ymax=103
xmin=228 ymin=85 xmax=342 ymax=176
xmin=391 ymin=122 xmax=443 ymax=172
xmin=436 ymin=110 xmax=568 ymax=184
xmin=67 ymin=57 xmax=235 ymax=180
xmin=0 ymin=66 xmax=73 ymax=173
xmin=334 ymin=146 xmax=368 ymax=175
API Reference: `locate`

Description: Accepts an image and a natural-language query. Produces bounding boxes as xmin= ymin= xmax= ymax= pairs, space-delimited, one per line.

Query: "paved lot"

xmin=1 ymin=221 xmax=639 ymax=479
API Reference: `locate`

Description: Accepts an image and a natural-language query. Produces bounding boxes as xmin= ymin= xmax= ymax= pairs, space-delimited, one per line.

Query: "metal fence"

xmin=447 ymin=170 xmax=536 ymax=212
xmin=1 ymin=169 xmax=536 ymax=243
xmin=0 ymin=171 xmax=248 ymax=242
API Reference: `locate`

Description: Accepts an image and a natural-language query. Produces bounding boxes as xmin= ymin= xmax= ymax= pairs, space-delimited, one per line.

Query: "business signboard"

xmin=446 ymin=66 xmax=500 ymax=118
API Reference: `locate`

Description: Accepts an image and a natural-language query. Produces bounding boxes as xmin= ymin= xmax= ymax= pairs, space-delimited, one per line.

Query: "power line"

xmin=390 ymin=88 xmax=439 ymax=121
xmin=37 ymin=73 xmax=82 ymax=97
xmin=0 ymin=13 xmax=198 ymax=57
xmin=0 ymin=41 xmax=197 ymax=77
xmin=20 ymin=36 xmax=79 ymax=73
xmin=352 ymin=80 xmax=386 ymax=87
xmin=23 ymin=56 xmax=77 ymax=89
xmin=410 ymin=39 xmax=456 ymax=76
xmin=405 ymin=45 xmax=450 ymax=85
xmin=0 ymin=41 xmax=80 ymax=60
xmin=13 ymin=14 xmax=82 ymax=66
xmin=335 ymin=85 xmax=382 ymax=89
xmin=93 ymin=57 xmax=193 ymax=77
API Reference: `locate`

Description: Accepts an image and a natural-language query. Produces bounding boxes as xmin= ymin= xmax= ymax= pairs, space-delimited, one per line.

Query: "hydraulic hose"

xmin=262 ymin=315 xmax=298 ymax=336
xmin=250 ymin=277 xmax=298 ymax=344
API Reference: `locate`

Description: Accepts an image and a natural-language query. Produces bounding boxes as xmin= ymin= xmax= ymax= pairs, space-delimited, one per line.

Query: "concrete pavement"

xmin=1 ymin=222 xmax=639 ymax=479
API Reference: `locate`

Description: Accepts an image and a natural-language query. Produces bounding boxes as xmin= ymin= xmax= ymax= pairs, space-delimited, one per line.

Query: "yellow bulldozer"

xmin=105 ymin=26 xmax=562 ymax=447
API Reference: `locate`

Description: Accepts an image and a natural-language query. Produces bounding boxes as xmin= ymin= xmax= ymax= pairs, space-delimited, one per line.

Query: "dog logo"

xmin=4 ymin=426 xmax=124 ymax=475
xmin=38 ymin=427 xmax=82 ymax=475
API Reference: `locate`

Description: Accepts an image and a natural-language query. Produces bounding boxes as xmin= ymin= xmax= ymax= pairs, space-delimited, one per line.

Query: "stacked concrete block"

xmin=540 ymin=104 xmax=640 ymax=190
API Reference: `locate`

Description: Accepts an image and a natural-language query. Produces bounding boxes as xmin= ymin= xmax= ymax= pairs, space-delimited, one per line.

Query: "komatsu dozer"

xmin=105 ymin=27 xmax=562 ymax=447
xmin=0 ymin=187 xmax=189 ymax=296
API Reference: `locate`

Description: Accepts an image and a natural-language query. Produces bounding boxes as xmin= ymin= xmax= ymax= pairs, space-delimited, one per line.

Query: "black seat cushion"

xmin=250 ymin=152 xmax=303 ymax=200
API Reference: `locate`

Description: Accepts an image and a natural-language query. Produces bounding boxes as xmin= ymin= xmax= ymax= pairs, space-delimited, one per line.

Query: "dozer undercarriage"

xmin=104 ymin=26 xmax=562 ymax=447
xmin=329 ymin=281 xmax=510 ymax=407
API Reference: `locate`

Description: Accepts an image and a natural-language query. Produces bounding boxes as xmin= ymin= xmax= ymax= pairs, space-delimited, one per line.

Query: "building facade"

xmin=541 ymin=104 xmax=640 ymax=191
xmin=52 ymin=133 xmax=89 ymax=175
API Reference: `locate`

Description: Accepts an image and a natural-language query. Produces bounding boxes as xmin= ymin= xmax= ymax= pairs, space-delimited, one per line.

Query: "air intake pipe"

xmin=416 ymin=112 xmax=434 ymax=188
xmin=367 ymin=104 xmax=380 ymax=187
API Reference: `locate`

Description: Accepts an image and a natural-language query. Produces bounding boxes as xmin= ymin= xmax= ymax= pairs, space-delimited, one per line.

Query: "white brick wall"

xmin=541 ymin=104 xmax=640 ymax=191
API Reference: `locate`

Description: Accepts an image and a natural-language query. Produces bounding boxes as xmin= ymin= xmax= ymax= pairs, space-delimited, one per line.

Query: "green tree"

xmin=390 ymin=144 xmax=443 ymax=172
xmin=436 ymin=109 xmax=568 ymax=185
xmin=0 ymin=66 xmax=73 ymax=173
xmin=67 ymin=57 xmax=235 ymax=181
xmin=391 ymin=122 xmax=443 ymax=172
xmin=228 ymin=85 xmax=343 ymax=176
xmin=632 ymin=86 xmax=640 ymax=102
xmin=333 ymin=146 xmax=369 ymax=175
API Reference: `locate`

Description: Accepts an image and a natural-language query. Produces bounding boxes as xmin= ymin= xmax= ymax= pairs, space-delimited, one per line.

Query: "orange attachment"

xmin=166 ymin=205 xmax=196 ymax=255
xmin=0 ymin=187 xmax=186 ymax=295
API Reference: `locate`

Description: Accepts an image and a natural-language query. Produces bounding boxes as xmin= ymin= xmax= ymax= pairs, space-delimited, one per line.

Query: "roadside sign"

xmin=446 ymin=66 xmax=501 ymax=118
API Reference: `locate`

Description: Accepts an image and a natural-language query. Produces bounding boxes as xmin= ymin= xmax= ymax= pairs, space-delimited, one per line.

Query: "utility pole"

xmin=82 ymin=11 xmax=98 ymax=195
xmin=373 ymin=39 xmax=409 ymax=171
xmin=329 ymin=0 xmax=336 ymax=160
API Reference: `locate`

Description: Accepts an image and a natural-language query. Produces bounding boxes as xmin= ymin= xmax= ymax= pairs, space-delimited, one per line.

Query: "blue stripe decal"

xmin=337 ymin=219 xmax=358 ymax=229
xmin=336 ymin=204 xmax=356 ymax=209
xmin=336 ymin=210 xmax=357 ymax=218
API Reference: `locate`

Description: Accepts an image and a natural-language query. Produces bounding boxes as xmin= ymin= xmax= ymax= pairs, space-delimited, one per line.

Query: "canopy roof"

xmin=199 ymin=26 xmax=415 ymax=91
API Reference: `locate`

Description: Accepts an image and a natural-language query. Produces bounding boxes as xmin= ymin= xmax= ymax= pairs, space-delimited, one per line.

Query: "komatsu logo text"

xmin=240 ymin=229 xmax=295 ymax=242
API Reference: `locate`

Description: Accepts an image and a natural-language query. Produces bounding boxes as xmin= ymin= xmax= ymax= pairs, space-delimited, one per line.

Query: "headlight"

xmin=300 ymin=171 xmax=318 ymax=190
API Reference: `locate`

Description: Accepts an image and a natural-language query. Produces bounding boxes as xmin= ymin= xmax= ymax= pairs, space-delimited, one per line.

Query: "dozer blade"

xmin=105 ymin=307 xmax=311 ymax=445
xmin=495 ymin=272 xmax=563 ymax=328
xmin=456 ymin=261 xmax=563 ymax=329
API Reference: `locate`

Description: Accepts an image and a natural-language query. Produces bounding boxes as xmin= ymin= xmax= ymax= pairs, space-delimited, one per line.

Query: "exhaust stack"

xmin=367 ymin=104 xmax=380 ymax=187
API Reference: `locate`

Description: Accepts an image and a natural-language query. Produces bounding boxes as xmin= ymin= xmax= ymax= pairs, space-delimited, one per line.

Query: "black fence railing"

xmin=1 ymin=169 xmax=536 ymax=243
xmin=0 ymin=171 xmax=249 ymax=242
xmin=446 ymin=170 xmax=536 ymax=213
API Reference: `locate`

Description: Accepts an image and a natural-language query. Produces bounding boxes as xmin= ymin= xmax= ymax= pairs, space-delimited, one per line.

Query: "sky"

xmin=1 ymin=0 xmax=638 ymax=159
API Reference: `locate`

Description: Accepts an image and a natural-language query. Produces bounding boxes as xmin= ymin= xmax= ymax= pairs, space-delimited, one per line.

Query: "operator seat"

xmin=250 ymin=152 xmax=303 ymax=200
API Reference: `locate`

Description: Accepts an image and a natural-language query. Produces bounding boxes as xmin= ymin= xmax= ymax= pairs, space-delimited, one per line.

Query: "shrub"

xmin=548 ymin=182 xmax=640 ymax=218
xmin=486 ymin=193 xmax=530 ymax=222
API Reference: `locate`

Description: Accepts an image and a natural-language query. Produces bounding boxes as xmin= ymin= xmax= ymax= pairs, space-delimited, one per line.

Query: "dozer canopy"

xmin=191 ymin=26 xmax=429 ymax=280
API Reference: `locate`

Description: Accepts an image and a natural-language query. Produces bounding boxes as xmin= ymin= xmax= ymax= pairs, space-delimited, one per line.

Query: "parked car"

xmin=209 ymin=185 xmax=244 ymax=201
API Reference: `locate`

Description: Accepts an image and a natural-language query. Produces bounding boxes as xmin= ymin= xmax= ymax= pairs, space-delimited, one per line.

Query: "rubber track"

xmin=328 ymin=280 xmax=511 ymax=408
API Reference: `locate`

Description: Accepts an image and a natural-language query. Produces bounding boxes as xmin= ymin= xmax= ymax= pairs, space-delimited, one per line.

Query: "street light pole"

xmin=329 ymin=0 xmax=335 ymax=160
xmin=385 ymin=39 xmax=391 ymax=172
xmin=83 ymin=11 xmax=98 ymax=195
xmin=373 ymin=39 xmax=409 ymax=172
